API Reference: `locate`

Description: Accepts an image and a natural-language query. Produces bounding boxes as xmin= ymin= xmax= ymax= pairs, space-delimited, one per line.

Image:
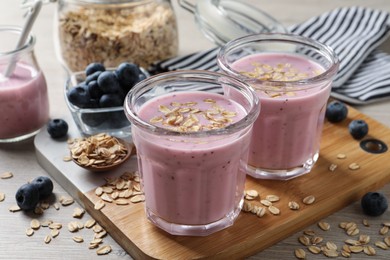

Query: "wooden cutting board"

xmin=35 ymin=105 xmax=390 ymax=259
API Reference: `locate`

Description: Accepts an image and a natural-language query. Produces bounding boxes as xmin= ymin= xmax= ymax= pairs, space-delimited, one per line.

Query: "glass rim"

xmin=124 ymin=70 xmax=260 ymax=138
xmin=217 ymin=33 xmax=340 ymax=89
xmin=0 ymin=26 xmax=35 ymax=57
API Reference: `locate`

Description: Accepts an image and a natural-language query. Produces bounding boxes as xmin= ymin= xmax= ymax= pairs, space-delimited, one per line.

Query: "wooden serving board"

xmin=35 ymin=106 xmax=390 ymax=259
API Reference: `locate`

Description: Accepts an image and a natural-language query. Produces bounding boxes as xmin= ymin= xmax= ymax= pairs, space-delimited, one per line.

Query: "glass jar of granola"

xmin=55 ymin=0 xmax=178 ymax=72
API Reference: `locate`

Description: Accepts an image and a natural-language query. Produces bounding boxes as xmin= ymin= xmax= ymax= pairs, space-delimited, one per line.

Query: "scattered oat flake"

xmin=375 ymin=241 xmax=389 ymax=250
xmin=294 ymin=248 xmax=306 ymax=259
xmin=130 ymin=194 xmax=145 ymax=203
xmin=85 ymin=219 xmax=96 ymax=229
xmin=63 ymin=155 xmax=72 ymax=162
xmin=268 ymin=205 xmax=280 ymax=215
xmin=318 ymin=221 xmax=330 ymax=231
xmin=53 ymin=203 xmax=60 ymax=210
xmin=349 ymin=245 xmax=364 ymax=253
xmin=30 ymin=219 xmax=41 ymax=230
xmin=60 ymin=196 xmax=74 ymax=206
xmin=265 ymin=194 xmax=280 ymax=202
xmin=44 ymin=235 xmax=52 ymax=244
xmin=288 ymin=201 xmax=300 ymax=210
xmin=51 ymin=228 xmax=60 ymax=238
xmin=96 ymin=245 xmax=112 ymax=255
xmin=68 ymin=222 xmax=79 ymax=232
xmin=26 ymin=228 xmax=34 ymax=236
xmin=0 ymin=192 xmax=5 ymax=202
xmin=302 ymin=195 xmax=315 ymax=205
xmin=298 ymin=235 xmax=311 ymax=246
xmin=308 ymin=245 xmax=321 ymax=254
xmin=322 ymin=248 xmax=338 ymax=257
xmin=73 ymin=236 xmax=84 ymax=243
xmin=380 ymin=225 xmax=389 ymax=235
xmin=94 ymin=200 xmax=105 ymax=210
xmin=9 ymin=205 xmax=21 ymax=212
xmin=0 ymin=171 xmax=13 ymax=179
xmin=260 ymin=199 xmax=272 ymax=207
xmin=303 ymin=230 xmax=316 ymax=236
xmin=348 ymin=162 xmax=360 ymax=170
xmin=328 ymin=163 xmax=337 ymax=172
xmin=245 ymin=189 xmax=258 ymax=198
xmin=364 ymin=245 xmax=376 ymax=256
xmin=73 ymin=207 xmax=85 ymax=218
xmin=49 ymin=223 xmax=62 ymax=229
xmin=336 ymin=153 xmax=347 ymax=159
xmin=311 ymin=236 xmax=323 ymax=245
xmin=363 ymin=219 xmax=369 ymax=227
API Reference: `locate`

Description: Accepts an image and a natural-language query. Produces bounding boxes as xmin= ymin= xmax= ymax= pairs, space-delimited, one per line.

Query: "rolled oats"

xmin=58 ymin=2 xmax=178 ymax=71
xmin=0 ymin=192 xmax=5 ymax=202
xmin=294 ymin=248 xmax=306 ymax=259
xmin=0 ymin=171 xmax=13 ymax=179
xmin=288 ymin=201 xmax=300 ymax=210
xmin=96 ymin=245 xmax=112 ymax=256
xmin=302 ymin=195 xmax=315 ymax=205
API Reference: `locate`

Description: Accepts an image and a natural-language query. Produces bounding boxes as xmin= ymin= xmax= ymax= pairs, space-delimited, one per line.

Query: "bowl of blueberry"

xmin=65 ymin=62 xmax=148 ymax=138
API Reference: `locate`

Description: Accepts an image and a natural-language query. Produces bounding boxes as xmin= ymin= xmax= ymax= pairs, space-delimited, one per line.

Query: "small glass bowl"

xmin=64 ymin=70 xmax=134 ymax=138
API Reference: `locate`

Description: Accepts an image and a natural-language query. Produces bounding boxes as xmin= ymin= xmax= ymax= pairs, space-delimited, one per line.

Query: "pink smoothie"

xmin=0 ymin=63 xmax=49 ymax=140
xmin=133 ymin=91 xmax=251 ymax=225
xmin=231 ymin=53 xmax=330 ymax=170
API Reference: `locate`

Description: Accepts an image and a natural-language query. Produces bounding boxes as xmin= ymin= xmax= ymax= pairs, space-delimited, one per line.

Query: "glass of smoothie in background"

xmin=218 ymin=33 xmax=339 ymax=180
xmin=124 ymin=70 xmax=259 ymax=236
xmin=0 ymin=26 xmax=49 ymax=143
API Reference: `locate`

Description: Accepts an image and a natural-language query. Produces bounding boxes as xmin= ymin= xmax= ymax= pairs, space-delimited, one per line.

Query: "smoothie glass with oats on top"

xmin=0 ymin=26 xmax=49 ymax=143
xmin=124 ymin=70 xmax=259 ymax=236
xmin=218 ymin=34 xmax=339 ymax=180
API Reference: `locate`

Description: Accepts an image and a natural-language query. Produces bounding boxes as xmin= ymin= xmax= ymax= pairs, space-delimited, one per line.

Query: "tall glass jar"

xmin=0 ymin=26 xmax=50 ymax=143
xmin=55 ymin=0 xmax=179 ymax=72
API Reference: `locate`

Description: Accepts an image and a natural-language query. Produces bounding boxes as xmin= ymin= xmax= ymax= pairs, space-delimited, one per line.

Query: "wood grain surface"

xmin=79 ymin=105 xmax=390 ymax=259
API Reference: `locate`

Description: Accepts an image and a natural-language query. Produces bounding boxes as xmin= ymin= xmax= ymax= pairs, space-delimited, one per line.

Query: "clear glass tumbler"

xmin=0 ymin=26 xmax=49 ymax=143
xmin=124 ymin=70 xmax=259 ymax=236
xmin=218 ymin=33 xmax=339 ymax=180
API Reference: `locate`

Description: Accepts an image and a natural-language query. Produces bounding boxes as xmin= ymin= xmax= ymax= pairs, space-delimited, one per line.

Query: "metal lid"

xmin=179 ymin=0 xmax=288 ymax=46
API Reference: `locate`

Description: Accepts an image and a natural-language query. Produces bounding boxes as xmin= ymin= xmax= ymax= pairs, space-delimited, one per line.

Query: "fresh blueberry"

xmin=361 ymin=192 xmax=388 ymax=216
xmin=81 ymin=113 xmax=107 ymax=127
xmin=47 ymin=119 xmax=68 ymax=139
xmin=349 ymin=119 xmax=369 ymax=139
xmin=15 ymin=183 xmax=40 ymax=211
xmin=87 ymin=80 xmax=103 ymax=99
xmin=115 ymin=62 xmax=141 ymax=92
xmin=85 ymin=62 xmax=105 ymax=76
xmin=85 ymin=71 xmax=103 ymax=85
xmin=97 ymin=71 xmax=122 ymax=94
xmin=31 ymin=176 xmax=53 ymax=199
xmin=109 ymin=111 xmax=130 ymax=128
xmin=99 ymin=93 xmax=124 ymax=108
xmin=325 ymin=100 xmax=348 ymax=123
xmin=67 ymin=84 xmax=91 ymax=108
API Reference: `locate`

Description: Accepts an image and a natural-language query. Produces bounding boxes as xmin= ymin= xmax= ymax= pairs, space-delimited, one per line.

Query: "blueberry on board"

xmin=31 ymin=176 xmax=53 ymax=199
xmin=115 ymin=62 xmax=141 ymax=92
xmin=67 ymin=84 xmax=91 ymax=108
xmin=87 ymin=80 xmax=103 ymax=99
xmin=97 ymin=71 xmax=122 ymax=94
xmin=85 ymin=71 xmax=103 ymax=85
xmin=99 ymin=93 xmax=124 ymax=108
xmin=81 ymin=113 xmax=106 ymax=127
xmin=85 ymin=62 xmax=106 ymax=76
xmin=325 ymin=100 xmax=348 ymax=123
xmin=47 ymin=119 xmax=68 ymax=139
xmin=361 ymin=192 xmax=388 ymax=216
xmin=349 ymin=119 xmax=369 ymax=139
xmin=15 ymin=183 xmax=40 ymax=211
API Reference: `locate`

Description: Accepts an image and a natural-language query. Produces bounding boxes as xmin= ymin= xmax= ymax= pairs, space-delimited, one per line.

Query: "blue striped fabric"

xmin=151 ymin=6 xmax=390 ymax=104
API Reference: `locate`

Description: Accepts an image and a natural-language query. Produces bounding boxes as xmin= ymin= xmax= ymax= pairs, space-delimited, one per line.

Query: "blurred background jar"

xmin=0 ymin=26 xmax=50 ymax=143
xmin=55 ymin=0 xmax=179 ymax=73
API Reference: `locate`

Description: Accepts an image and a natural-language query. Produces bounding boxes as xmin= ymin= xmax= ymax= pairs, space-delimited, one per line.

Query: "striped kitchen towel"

xmin=151 ymin=6 xmax=390 ymax=104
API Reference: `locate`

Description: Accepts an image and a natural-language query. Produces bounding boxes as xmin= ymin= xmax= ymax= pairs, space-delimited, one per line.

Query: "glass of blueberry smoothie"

xmin=218 ymin=33 xmax=339 ymax=180
xmin=0 ymin=26 xmax=49 ymax=143
xmin=124 ymin=70 xmax=259 ymax=236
